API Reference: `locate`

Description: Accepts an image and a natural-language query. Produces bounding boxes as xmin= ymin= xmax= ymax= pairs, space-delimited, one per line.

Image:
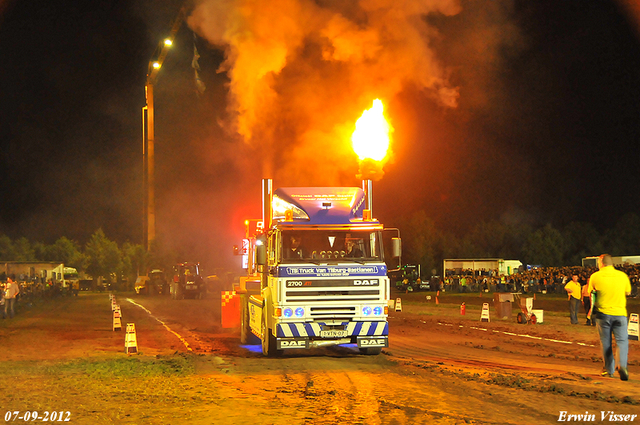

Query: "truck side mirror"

xmin=392 ymin=237 xmax=402 ymax=259
xmin=256 ymin=237 xmax=267 ymax=265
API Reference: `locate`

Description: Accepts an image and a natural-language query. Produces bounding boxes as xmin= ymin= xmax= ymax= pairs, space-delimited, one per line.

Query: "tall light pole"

xmin=142 ymin=5 xmax=188 ymax=251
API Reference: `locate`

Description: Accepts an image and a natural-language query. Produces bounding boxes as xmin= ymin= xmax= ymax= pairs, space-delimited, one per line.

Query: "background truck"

xmin=170 ymin=262 xmax=205 ymax=299
xmin=238 ymin=179 xmax=401 ymax=356
xmin=390 ymin=264 xmax=421 ymax=291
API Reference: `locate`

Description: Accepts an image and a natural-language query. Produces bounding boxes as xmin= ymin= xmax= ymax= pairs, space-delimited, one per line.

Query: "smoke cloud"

xmin=188 ymin=0 xmax=461 ymax=185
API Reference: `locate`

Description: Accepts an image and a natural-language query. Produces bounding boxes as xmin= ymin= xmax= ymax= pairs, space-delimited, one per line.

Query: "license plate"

xmin=320 ymin=330 xmax=348 ymax=338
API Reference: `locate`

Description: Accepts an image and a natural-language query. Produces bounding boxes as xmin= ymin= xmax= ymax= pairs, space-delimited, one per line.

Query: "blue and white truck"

xmin=238 ymin=179 xmax=401 ymax=356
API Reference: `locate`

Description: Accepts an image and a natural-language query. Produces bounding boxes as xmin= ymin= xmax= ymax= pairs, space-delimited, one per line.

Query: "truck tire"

xmin=261 ymin=314 xmax=281 ymax=357
xmin=359 ymin=347 xmax=382 ymax=355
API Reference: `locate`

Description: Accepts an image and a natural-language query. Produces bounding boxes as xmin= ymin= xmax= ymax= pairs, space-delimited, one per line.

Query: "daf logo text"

xmin=281 ymin=340 xmax=306 ymax=347
xmin=361 ymin=339 xmax=386 ymax=346
xmin=354 ymin=279 xmax=378 ymax=286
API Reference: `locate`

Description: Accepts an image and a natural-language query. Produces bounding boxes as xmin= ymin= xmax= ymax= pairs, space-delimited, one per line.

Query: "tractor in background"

xmin=170 ymin=262 xmax=205 ymax=299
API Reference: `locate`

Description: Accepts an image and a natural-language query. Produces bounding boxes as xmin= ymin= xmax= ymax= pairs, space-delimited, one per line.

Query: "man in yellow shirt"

xmin=564 ymin=274 xmax=582 ymax=325
xmin=587 ymin=254 xmax=632 ymax=381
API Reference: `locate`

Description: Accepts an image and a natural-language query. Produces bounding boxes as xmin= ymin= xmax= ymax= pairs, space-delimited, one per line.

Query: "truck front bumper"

xmin=276 ymin=335 xmax=388 ymax=350
xmin=276 ymin=320 xmax=388 ymax=338
xmin=275 ymin=321 xmax=388 ymax=350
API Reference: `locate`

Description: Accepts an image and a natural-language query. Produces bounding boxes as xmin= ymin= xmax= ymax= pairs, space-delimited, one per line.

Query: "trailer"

xmin=443 ymin=258 xmax=522 ymax=277
xmin=582 ymin=255 xmax=640 ymax=267
xmin=238 ymin=179 xmax=401 ymax=356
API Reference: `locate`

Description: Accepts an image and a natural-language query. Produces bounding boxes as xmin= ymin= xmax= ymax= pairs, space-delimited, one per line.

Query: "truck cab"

xmin=240 ymin=180 xmax=400 ymax=356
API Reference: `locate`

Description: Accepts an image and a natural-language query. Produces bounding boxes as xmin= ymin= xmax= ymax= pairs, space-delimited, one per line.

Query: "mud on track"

xmin=0 ymin=291 xmax=638 ymax=424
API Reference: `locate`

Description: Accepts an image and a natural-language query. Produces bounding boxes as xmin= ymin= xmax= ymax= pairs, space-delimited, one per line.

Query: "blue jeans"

xmin=595 ymin=313 xmax=628 ymax=375
xmin=569 ymin=297 xmax=581 ymax=324
xmin=4 ymin=298 xmax=16 ymax=318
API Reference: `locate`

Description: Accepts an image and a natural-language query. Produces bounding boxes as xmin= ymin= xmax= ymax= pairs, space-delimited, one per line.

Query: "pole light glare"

xmin=144 ymin=3 xmax=187 ymax=251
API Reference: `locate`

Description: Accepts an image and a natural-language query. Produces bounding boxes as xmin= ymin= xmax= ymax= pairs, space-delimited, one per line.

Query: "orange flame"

xmin=351 ymin=99 xmax=392 ymax=162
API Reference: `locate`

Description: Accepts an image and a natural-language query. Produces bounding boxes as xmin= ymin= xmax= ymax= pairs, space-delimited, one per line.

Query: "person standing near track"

xmin=564 ymin=273 xmax=582 ymax=325
xmin=588 ymin=254 xmax=632 ymax=381
xmin=582 ymin=277 xmax=595 ymax=326
xmin=4 ymin=277 xmax=20 ymax=319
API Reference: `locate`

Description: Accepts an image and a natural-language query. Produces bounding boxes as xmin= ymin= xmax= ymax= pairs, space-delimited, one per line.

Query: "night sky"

xmin=1 ymin=0 xmax=639 ymax=268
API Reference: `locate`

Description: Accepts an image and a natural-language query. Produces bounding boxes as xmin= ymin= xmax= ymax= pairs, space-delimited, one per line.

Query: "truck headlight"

xmin=283 ymin=308 xmax=293 ymax=318
xmin=363 ymin=306 xmax=372 ymax=316
xmin=295 ymin=307 xmax=305 ymax=318
xmin=373 ymin=306 xmax=383 ymax=316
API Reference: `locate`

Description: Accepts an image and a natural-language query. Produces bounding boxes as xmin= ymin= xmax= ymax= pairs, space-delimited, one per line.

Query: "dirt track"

xmin=0 ymin=291 xmax=638 ymax=424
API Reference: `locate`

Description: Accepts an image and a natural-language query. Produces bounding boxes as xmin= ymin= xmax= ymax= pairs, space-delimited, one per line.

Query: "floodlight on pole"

xmin=142 ymin=3 xmax=188 ymax=251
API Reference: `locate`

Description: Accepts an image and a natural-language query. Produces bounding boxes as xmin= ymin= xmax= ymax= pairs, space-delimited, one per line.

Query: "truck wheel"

xmin=359 ymin=347 xmax=382 ymax=355
xmin=529 ymin=313 xmax=537 ymax=325
xmin=261 ymin=315 xmax=281 ymax=357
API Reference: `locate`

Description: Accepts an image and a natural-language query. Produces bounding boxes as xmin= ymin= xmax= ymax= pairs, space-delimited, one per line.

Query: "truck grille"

xmin=309 ymin=306 xmax=356 ymax=320
xmin=286 ymin=289 xmax=378 ymax=302
xmin=284 ymin=282 xmax=383 ymax=319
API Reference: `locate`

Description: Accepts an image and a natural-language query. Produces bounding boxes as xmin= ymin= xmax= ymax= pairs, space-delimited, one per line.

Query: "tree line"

xmin=395 ymin=211 xmax=640 ymax=277
xmin=3 ymin=212 xmax=640 ymax=284
xmin=0 ymin=229 xmax=154 ymax=284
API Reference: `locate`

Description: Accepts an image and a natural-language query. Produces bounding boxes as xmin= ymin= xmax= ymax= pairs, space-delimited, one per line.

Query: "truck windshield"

xmin=281 ymin=230 xmax=382 ymax=262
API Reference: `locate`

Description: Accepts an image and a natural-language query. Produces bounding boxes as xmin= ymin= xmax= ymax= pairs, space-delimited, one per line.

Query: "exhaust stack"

xmin=362 ymin=179 xmax=373 ymax=220
xmin=262 ymin=179 xmax=273 ymax=230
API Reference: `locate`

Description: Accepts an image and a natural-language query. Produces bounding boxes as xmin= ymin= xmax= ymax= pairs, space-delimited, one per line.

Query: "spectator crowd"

xmin=441 ymin=264 xmax=640 ymax=297
xmin=1 ymin=274 xmax=80 ymax=319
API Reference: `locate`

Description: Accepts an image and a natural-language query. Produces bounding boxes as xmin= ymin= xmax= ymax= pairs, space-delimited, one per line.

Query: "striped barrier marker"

xmin=125 ymin=323 xmax=138 ymax=354
xmin=113 ymin=309 xmax=122 ymax=331
xmin=480 ymin=303 xmax=490 ymax=322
